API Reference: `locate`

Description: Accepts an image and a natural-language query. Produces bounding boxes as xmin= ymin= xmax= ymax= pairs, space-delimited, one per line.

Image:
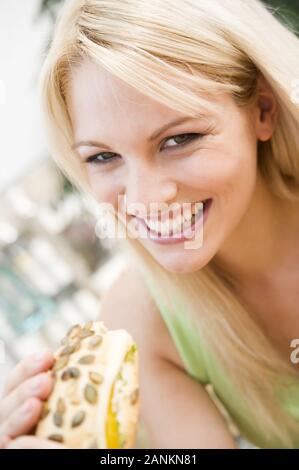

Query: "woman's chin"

xmin=154 ymin=253 xmax=211 ymax=274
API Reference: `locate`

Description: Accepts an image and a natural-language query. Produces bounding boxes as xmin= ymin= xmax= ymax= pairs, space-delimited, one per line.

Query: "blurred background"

xmin=0 ymin=0 xmax=129 ymax=379
xmin=0 ymin=0 xmax=298 ymax=448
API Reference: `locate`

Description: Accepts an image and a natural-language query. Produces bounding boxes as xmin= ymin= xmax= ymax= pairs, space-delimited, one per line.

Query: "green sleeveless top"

xmin=142 ymin=274 xmax=299 ymax=449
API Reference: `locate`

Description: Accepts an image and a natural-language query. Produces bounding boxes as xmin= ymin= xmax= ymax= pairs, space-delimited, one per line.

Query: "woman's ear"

xmin=254 ymin=73 xmax=279 ymax=142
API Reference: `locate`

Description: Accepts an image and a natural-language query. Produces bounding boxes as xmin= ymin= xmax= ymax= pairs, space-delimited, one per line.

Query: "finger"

xmin=0 ymin=435 xmax=11 ymax=449
xmin=0 ymin=372 xmax=54 ymax=424
xmin=5 ymin=436 xmax=67 ymax=449
xmin=0 ymin=397 xmax=42 ymax=438
xmin=3 ymin=349 xmax=54 ymax=397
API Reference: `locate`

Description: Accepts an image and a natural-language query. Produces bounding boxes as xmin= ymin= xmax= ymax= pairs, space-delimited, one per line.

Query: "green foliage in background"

xmin=38 ymin=0 xmax=63 ymax=21
xmin=262 ymin=0 xmax=299 ymax=34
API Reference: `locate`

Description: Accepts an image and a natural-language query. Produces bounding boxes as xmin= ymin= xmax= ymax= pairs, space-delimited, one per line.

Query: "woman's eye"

xmin=84 ymin=132 xmax=203 ymax=165
xmin=85 ymin=152 xmax=120 ymax=165
xmin=161 ymin=132 xmax=203 ymax=151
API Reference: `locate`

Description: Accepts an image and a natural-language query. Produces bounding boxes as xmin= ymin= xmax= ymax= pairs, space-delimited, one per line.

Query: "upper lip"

xmin=134 ymin=199 xmax=208 ymax=224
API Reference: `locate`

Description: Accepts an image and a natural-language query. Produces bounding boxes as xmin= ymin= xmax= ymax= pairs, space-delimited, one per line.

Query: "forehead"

xmin=66 ymin=59 xmax=236 ymax=141
xmin=67 ymin=61 xmax=176 ymax=130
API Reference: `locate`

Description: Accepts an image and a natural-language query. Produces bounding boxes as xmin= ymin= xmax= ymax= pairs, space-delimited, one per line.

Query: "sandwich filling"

xmin=106 ymin=344 xmax=138 ymax=448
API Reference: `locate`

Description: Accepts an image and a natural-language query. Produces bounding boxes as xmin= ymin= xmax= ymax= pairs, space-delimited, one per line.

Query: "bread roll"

xmin=34 ymin=320 xmax=140 ymax=449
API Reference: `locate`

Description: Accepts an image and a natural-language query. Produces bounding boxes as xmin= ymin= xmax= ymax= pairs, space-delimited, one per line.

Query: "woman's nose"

xmin=123 ymin=165 xmax=178 ymax=216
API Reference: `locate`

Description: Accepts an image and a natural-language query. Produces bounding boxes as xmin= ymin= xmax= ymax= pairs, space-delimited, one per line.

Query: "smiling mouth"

xmin=137 ymin=199 xmax=211 ymax=238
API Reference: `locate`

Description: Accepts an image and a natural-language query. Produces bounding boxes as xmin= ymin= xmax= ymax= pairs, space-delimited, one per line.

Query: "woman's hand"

xmin=0 ymin=435 xmax=67 ymax=449
xmin=0 ymin=350 xmax=56 ymax=447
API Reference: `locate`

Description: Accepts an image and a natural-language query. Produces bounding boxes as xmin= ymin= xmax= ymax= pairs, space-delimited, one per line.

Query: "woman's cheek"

xmin=190 ymin=149 xmax=257 ymax=228
xmin=87 ymin=170 xmax=117 ymax=205
xmin=213 ymin=146 xmax=255 ymax=188
xmin=186 ymin=149 xmax=243 ymax=196
xmin=213 ymin=151 xmax=258 ymax=226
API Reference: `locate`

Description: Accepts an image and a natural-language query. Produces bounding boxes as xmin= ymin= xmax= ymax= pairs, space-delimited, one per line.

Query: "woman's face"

xmin=67 ymin=60 xmax=266 ymax=273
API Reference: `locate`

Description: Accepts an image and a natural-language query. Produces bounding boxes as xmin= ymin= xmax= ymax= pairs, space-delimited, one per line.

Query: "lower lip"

xmin=137 ymin=198 xmax=213 ymax=245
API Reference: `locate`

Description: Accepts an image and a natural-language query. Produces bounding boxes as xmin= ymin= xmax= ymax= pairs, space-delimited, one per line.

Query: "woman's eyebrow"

xmin=71 ymin=114 xmax=209 ymax=150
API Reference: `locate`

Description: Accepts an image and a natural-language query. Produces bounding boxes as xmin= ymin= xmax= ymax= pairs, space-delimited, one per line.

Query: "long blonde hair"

xmin=39 ymin=0 xmax=299 ymax=447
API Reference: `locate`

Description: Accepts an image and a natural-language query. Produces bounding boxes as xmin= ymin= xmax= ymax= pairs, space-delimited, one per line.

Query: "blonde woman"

xmin=1 ymin=0 xmax=299 ymax=449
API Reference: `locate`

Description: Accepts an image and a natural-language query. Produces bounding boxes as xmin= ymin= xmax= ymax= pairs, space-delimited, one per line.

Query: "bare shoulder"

xmin=98 ymin=265 xmax=186 ymax=371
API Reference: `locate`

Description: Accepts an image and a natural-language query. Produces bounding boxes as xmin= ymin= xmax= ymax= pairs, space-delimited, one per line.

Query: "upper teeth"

xmin=144 ymin=201 xmax=204 ymax=235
